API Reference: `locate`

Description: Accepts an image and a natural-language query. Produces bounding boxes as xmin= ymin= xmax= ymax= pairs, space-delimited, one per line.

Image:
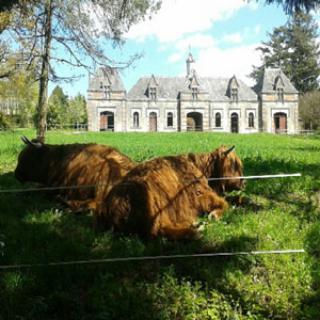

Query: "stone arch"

xmin=100 ymin=111 xmax=114 ymax=131
xmin=274 ymin=112 xmax=287 ymax=133
xmin=187 ymin=112 xmax=203 ymax=131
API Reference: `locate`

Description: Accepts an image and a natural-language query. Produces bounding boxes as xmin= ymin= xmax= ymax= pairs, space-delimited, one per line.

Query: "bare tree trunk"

xmin=36 ymin=0 xmax=52 ymax=142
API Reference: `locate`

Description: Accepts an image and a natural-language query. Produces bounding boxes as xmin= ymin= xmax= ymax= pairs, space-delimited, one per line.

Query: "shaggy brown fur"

xmin=183 ymin=145 xmax=244 ymax=194
xmin=14 ymin=137 xmax=135 ymax=211
xmin=98 ymin=156 xmax=228 ymax=240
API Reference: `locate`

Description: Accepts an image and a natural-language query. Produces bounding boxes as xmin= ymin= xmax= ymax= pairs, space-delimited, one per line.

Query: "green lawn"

xmin=0 ymin=130 xmax=320 ymax=319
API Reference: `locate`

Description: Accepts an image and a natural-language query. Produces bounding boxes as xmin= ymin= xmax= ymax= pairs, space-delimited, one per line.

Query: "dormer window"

xmin=149 ymin=87 xmax=157 ymax=100
xmin=277 ymin=87 xmax=284 ymax=103
xmin=228 ymin=76 xmax=239 ymax=103
xmin=231 ymin=88 xmax=238 ymax=102
xmin=104 ymin=85 xmax=111 ymax=99
xmin=274 ymin=74 xmax=285 ymax=103
xmin=191 ymin=87 xmax=198 ymax=100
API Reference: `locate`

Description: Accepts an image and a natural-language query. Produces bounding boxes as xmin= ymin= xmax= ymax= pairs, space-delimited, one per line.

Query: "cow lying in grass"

xmin=14 ymin=136 xmax=135 ymax=212
xmin=180 ymin=145 xmax=244 ymax=194
xmin=98 ymin=146 xmax=242 ymax=239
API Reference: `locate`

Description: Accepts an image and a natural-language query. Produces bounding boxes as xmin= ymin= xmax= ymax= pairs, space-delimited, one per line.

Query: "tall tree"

xmin=299 ymin=90 xmax=320 ymax=130
xmin=262 ymin=0 xmax=320 ymax=13
xmin=47 ymin=85 xmax=68 ymax=128
xmin=67 ymin=93 xmax=87 ymax=128
xmin=251 ymin=11 xmax=320 ymax=93
xmin=2 ymin=0 xmax=161 ymax=141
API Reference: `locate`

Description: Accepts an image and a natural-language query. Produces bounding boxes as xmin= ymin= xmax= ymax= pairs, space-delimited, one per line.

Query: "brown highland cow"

xmin=98 ymin=145 xmax=242 ymax=239
xmin=14 ymin=136 xmax=135 ymax=211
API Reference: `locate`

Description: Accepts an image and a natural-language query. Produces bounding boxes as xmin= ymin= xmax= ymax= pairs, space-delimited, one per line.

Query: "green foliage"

xmin=47 ymin=85 xmax=69 ymax=128
xmin=47 ymin=87 xmax=87 ymax=129
xmin=0 ymin=131 xmax=319 ymax=319
xmin=0 ymin=69 xmax=38 ymax=127
xmin=262 ymin=0 xmax=320 ymax=13
xmin=68 ymin=93 xmax=87 ymax=127
xmin=251 ymin=11 xmax=320 ymax=93
xmin=299 ymin=90 xmax=320 ymax=130
xmin=0 ymin=111 xmax=11 ymax=129
xmin=2 ymin=0 xmax=162 ymax=140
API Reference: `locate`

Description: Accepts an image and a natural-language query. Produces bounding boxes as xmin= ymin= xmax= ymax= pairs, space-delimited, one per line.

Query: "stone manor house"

xmin=87 ymin=54 xmax=299 ymax=133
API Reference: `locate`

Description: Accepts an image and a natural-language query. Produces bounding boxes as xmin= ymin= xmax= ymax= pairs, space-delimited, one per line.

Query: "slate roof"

xmin=254 ymin=67 xmax=298 ymax=94
xmin=89 ymin=67 xmax=125 ymax=92
xmin=128 ymin=76 xmax=257 ymax=101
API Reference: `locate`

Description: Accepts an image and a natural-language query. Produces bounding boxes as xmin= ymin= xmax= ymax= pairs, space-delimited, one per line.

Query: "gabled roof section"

xmin=229 ymin=75 xmax=239 ymax=88
xmin=274 ymin=74 xmax=284 ymax=89
xmin=226 ymin=75 xmax=240 ymax=97
xmin=254 ymin=67 xmax=298 ymax=94
xmin=189 ymin=71 xmax=200 ymax=89
xmin=147 ymin=74 xmax=159 ymax=87
xmin=128 ymin=76 xmax=257 ymax=101
xmin=89 ymin=66 xmax=125 ymax=92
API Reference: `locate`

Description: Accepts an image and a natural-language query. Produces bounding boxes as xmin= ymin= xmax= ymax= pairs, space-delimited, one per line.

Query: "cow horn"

xmin=21 ymin=136 xmax=42 ymax=148
xmin=223 ymin=145 xmax=235 ymax=156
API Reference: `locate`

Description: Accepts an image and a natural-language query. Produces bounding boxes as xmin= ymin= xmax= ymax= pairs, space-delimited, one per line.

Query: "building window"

xmin=215 ymin=112 xmax=221 ymax=127
xmin=100 ymin=82 xmax=103 ymax=89
xmin=167 ymin=112 xmax=173 ymax=127
xmin=277 ymin=87 xmax=284 ymax=103
xmin=104 ymin=85 xmax=111 ymax=99
xmin=231 ymin=88 xmax=238 ymax=102
xmin=191 ymin=87 xmax=198 ymax=100
xmin=133 ymin=112 xmax=139 ymax=128
xmin=248 ymin=112 xmax=254 ymax=128
xmin=149 ymin=87 xmax=157 ymax=100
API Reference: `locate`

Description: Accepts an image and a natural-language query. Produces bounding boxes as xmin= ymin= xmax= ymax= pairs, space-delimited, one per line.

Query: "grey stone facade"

xmin=87 ymin=54 xmax=299 ymax=134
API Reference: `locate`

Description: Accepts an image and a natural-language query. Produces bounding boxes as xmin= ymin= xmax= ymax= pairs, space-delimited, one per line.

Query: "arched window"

xmin=248 ymin=112 xmax=254 ymax=128
xmin=215 ymin=112 xmax=221 ymax=127
xmin=133 ymin=112 xmax=139 ymax=128
xmin=167 ymin=112 xmax=173 ymax=127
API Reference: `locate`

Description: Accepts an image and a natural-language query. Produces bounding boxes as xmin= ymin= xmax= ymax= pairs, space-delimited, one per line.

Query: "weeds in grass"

xmin=0 ymin=131 xmax=319 ymax=319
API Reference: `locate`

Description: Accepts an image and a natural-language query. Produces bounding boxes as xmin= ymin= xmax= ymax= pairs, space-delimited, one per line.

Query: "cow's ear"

xmin=223 ymin=145 xmax=235 ymax=157
xmin=21 ymin=136 xmax=42 ymax=148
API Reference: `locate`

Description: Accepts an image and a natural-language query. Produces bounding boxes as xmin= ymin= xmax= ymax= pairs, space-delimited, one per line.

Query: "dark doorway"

xmin=100 ymin=111 xmax=114 ymax=131
xmin=187 ymin=112 xmax=203 ymax=131
xmin=149 ymin=112 xmax=157 ymax=132
xmin=274 ymin=112 xmax=287 ymax=133
xmin=231 ymin=113 xmax=239 ymax=133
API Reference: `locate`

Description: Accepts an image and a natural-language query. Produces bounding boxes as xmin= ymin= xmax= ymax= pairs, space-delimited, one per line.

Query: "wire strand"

xmin=0 ymin=173 xmax=302 ymax=194
xmin=0 ymin=249 xmax=305 ymax=270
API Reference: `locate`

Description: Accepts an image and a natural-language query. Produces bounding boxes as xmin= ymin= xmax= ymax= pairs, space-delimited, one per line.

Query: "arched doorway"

xmin=149 ymin=112 xmax=157 ymax=132
xmin=230 ymin=113 xmax=239 ymax=133
xmin=100 ymin=111 xmax=114 ymax=131
xmin=187 ymin=112 xmax=203 ymax=131
xmin=274 ymin=112 xmax=287 ymax=133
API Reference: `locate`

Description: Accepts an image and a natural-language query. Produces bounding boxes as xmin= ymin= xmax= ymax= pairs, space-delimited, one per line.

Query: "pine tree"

xmin=251 ymin=11 xmax=320 ymax=93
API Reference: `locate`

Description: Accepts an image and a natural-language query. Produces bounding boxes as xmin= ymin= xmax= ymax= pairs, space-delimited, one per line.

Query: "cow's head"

xmin=14 ymin=136 xmax=48 ymax=183
xmin=208 ymin=145 xmax=244 ymax=194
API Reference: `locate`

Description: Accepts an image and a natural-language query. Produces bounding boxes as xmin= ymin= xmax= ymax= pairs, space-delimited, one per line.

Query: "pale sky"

xmin=49 ymin=0 xmax=315 ymax=98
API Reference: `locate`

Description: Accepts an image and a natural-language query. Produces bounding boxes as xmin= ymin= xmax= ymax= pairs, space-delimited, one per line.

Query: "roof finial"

xmin=186 ymin=49 xmax=195 ymax=79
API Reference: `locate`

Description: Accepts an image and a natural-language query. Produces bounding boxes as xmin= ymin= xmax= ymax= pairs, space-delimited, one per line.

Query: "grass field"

xmin=0 ymin=130 xmax=320 ymax=319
